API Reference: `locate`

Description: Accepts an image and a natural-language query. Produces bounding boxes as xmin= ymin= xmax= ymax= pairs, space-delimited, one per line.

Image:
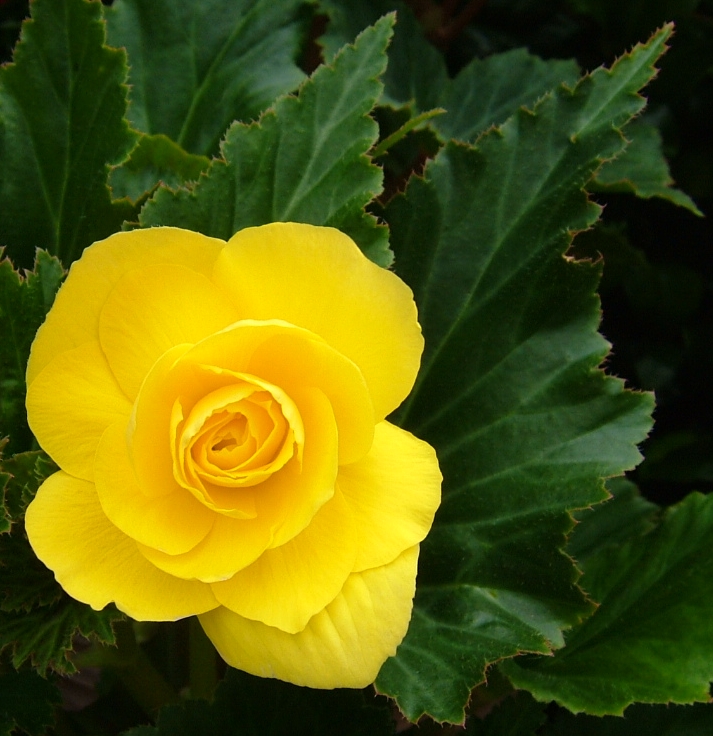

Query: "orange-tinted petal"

xmin=136 ymin=387 xmax=339 ymax=582
xmin=26 ymin=341 xmax=132 ymax=481
xmin=94 ymin=420 xmax=215 ymax=554
xmin=25 ymin=472 xmax=219 ymax=620
xmin=211 ymin=489 xmax=357 ymax=634
xmin=99 ymin=264 xmax=240 ymax=399
xmin=183 ymin=320 xmax=373 ymax=465
xmin=339 ymin=421 xmax=441 ymax=572
xmin=27 ymin=227 xmax=226 ymax=385
xmin=199 ymin=546 xmax=419 ymax=689
xmin=213 ymin=223 xmax=423 ymax=420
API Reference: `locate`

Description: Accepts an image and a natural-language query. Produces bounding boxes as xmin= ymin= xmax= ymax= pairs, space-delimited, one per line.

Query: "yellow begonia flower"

xmin=24 ymin=223 xmax=441 ymax=689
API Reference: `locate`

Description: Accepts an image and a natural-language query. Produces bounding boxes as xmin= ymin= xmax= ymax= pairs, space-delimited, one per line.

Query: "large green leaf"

xmin=122 ymin=668 xmax=395 ymax=736
xmin=0 ymin=0 xmax=138 ymax=268
xmin=375 ymin=28 xmax=668 ymax=724
xmin=591 ymin=118 xmax=702 ymax=214
xmin=104 ymin=0 xmax=308 ymax=157
xmin=141 ymin=17 xmax=393 ymax=266
xmin=0 ymin=251 xmax=64 ymax=456
xmin=503 ymin=491 xmax=713 ymax=714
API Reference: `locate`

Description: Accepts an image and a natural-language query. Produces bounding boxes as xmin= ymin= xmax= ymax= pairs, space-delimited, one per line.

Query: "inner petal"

xmin=171 ymin=374 xmax=305 ymax=515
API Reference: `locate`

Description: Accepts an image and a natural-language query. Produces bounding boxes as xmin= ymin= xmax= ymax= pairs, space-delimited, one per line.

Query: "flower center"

xmin=170 ymin=372 xmax=304 ymax=517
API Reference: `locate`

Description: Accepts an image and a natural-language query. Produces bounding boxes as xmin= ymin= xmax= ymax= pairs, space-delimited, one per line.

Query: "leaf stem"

xmin=371 ymin=108 xmax=445 ymax=159
xmin=188 ymin=617 xmax=218 ymax=700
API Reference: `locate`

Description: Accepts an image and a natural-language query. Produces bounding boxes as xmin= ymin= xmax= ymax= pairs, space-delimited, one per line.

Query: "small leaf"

xmin=0 ymin=251 xmax=64 ymax=455
xmin=320 ymin=1 xmax=579 ymax=141
xmin=121 ymin=668 xmax=395 ymax=736
xmin=0 ymin=449 xmax=121 ymax=674
xmin=105 ymin=0 xmax=308 ymax=157
xmin=591 ymin=118 xmax=702 ymax=214
xmin=0 ymin=0 xmax=138 ymax=268
xmin=141 ymin=17 xmax=394 ymax=266
xmin=0 ymin=670 xmax=61 ymax=736
xmin=503 ymin=492 xmax=713 ymax=714
xmin=375 ymin=26 xmax=670 ymax=724
xmin=109 ymin=134 xmax=211 ymax=204
xmin=0 ymin=599 xmax=121 ymax=676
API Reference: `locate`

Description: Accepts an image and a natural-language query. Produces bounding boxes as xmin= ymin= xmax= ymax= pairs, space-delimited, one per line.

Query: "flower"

xmin=24 ymin=223 xmax=441 ymax=688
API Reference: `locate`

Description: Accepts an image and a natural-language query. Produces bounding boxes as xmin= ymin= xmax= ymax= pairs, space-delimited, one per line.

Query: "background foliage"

xmin=0 ymin=0 xmax=711 ymax=734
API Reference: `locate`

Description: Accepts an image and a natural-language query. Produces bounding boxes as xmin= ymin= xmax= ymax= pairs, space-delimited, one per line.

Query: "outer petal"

xmin=26 ymin=341 xmax=132 ymax=481
xmin=25 ymin=472 xmax=219 ymax=620
xmin=27 ymin=227 xmax=226 ymax=384
xmin=94 ymin=420 xmax=215 ymax=555
xmin=339 ymin=421 xmax=441 ymax=573
xmin=199 ymin=546 xmax=419 ymax=689
xmin=99 ymin=264 xmax=240 ymax=399
xmin=213 ymin=223 xmax=424 ymax=420
xmin=211 ymin=489 xmax=357 ymax=634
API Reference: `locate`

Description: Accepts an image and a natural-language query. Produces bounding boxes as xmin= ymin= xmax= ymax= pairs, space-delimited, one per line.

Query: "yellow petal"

xmin=25 ymin=472 xmax=219 ymax=620
xmin=199 ymin=545 xmax=419 ymax=689
xmin=99 ymin=263 xmax=240 ymax=399
xmin=130 ymin=343 xmax=194 ymax=500
xmin=94 ymin=420 xmax=215 ymax=554
xmin=27 ymin=227 xmax=226 ymax=385
xmin=339 ymin=421 xmax=441 ymax=572
xmin=255 ymin=387 xmax=338 ymax=549
xmin=26 ymin=341 xmax=132 ymax=481
xmin=211 ymin=489 xmax=357 ymax=634
xmin=137 ymin=513 xmax=272 ymax=583
xmin=213 ymin=223 xmax=423 ymax=420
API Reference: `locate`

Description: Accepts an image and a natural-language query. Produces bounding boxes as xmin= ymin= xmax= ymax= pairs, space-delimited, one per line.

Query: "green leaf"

xmin=0 ymin=251 xmax=64 ymax=455
xmin=544 ymin=702 xmax=713 ymax=736
xmin=503 ymin=492 xmax=713 ymax=715
xmin=109 ymin=134 xmax=211 ymax=204
xmin=0 ymin=670 xmax=60 ymax=736
xmin=141 ymin=17 xmax=393 ymax=266
xmin=105 ymin=0 xmax=308 ymax=157
xmin=591 ymin=118 xmax=702 ymax=214
xmin=433 ymin=49 xmax=580 ymax=143
xmin=0 ymin=0 xmax=138 ymax=268
xmin=122 ymin=668 xmax=395 ymax=736
xmin=465 ymin=692 xmax=546 ymax=735
xmin=0 ymin=450 xmax=121 ymax=674
xmin=375 ymin=27 xmax=669 ymax=725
